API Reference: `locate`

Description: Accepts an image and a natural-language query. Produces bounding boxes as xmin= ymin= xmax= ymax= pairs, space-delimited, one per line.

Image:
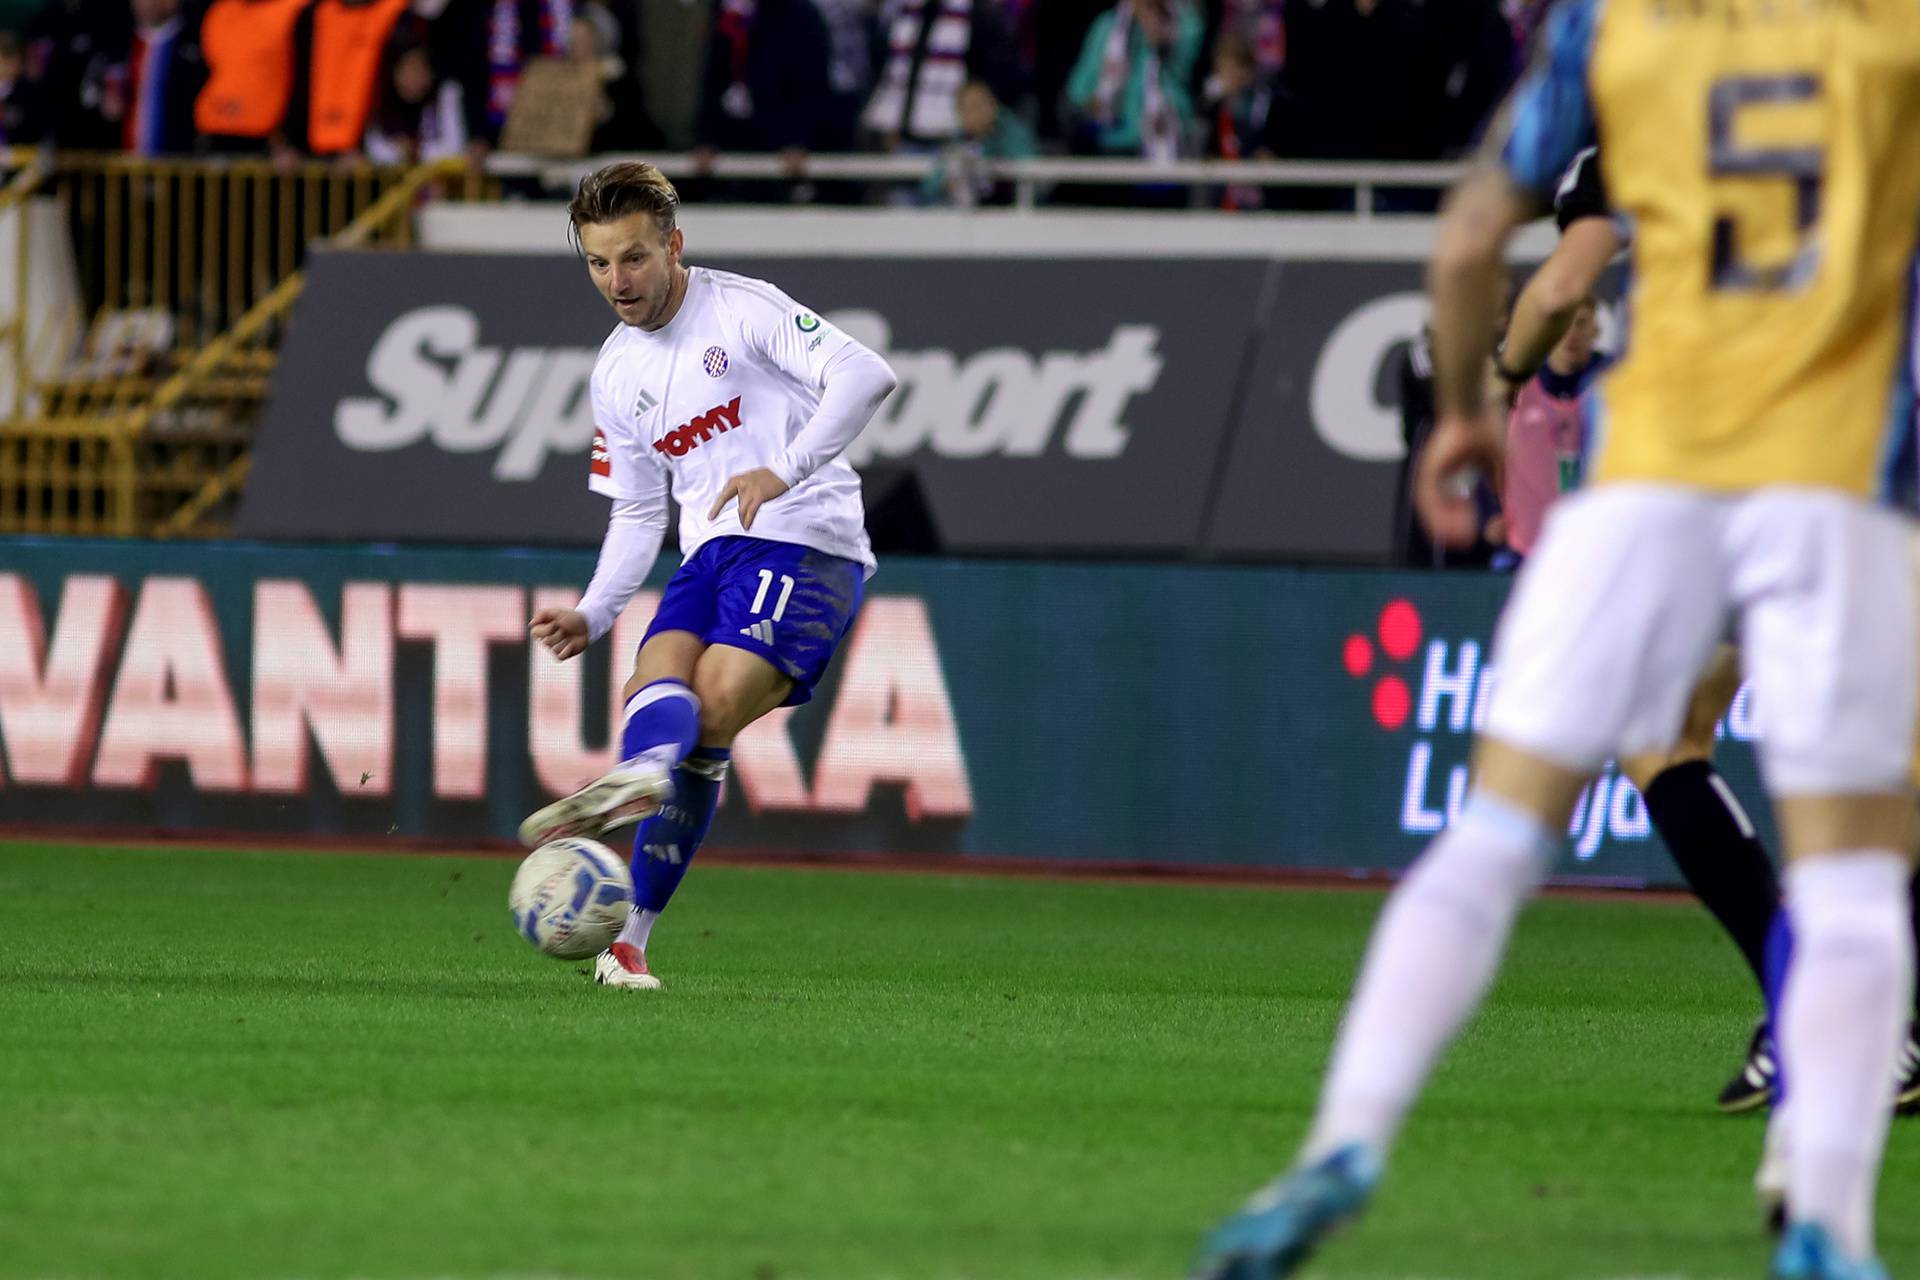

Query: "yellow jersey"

xmin=1498 ymin=0 xmax=1920 ymax=498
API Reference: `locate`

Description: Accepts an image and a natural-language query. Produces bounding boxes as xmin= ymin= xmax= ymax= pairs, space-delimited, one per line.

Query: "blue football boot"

xmin=1770 ymin=1222 xmax=1889 ymax=1280
xmin=1191 ymin=1144 xmax=1380 ymax=1280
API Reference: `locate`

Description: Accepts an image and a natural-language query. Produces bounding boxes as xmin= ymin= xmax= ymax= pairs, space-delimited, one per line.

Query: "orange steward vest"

xmin=308 ymin=0 xmax=412 ymax=155
xmin=196 ymin=0 xmax=312 ymax=138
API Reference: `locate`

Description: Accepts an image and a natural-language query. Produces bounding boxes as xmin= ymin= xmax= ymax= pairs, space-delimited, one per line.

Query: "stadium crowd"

xmin=6 ymin=0 xmax=1540 ymax=204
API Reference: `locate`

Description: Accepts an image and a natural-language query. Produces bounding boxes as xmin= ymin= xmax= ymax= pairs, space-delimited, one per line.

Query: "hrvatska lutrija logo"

xmin=1341 ymin=598 xmax=1762 ymax=861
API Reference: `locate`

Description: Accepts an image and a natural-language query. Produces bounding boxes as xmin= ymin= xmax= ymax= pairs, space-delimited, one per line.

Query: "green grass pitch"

xmin=2 ymin=840 xmax=1917 ymax=1280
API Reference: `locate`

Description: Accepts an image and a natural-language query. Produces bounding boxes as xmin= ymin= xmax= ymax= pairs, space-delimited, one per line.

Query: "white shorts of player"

xmin=1485 ymin=483 xmax=1918 ymax=795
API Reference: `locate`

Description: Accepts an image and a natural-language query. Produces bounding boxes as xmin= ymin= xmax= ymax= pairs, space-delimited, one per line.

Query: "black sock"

xmin=1641 ymin=760 xmax=1780 ymax=992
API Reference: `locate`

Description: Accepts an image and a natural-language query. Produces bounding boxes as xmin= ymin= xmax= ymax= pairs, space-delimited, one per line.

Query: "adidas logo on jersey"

xmin=652 ymin=396 xmax=745 ymax=458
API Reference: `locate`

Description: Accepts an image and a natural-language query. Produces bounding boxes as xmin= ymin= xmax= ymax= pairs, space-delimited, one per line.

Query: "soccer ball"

xmin=508 ymin=838 xmax=633 ymax=959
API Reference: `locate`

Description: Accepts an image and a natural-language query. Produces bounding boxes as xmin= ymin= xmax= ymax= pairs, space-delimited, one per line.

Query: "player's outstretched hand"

xmin=709 ymin=468 xmax=791 ymax=531
xmin=529 ymin=607 xmax=590 ymax=661
xmin=1415 ymin=411 xmax=1504 ymax=549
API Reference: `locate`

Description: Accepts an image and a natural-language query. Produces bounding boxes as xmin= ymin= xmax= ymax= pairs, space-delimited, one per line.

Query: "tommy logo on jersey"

xmin=653 ymin=396 xmax=745 ymax=458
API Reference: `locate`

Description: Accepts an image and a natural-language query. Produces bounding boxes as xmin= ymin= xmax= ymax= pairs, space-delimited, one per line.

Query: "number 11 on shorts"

xmin=751 ymin=569 xmax=795 ymax=620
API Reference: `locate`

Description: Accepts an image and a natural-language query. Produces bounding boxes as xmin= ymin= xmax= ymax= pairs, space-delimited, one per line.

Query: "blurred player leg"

xmin=1759 ymin=877 xmax=1920 ymax=1132
xmin=1628 ymin=650 xmax=1778 ymax=991
xmin=1735 ymin=492 xmax=1916 ymax=1268
xmin=1622 ymin=647 xmax=1785 ymax=1111
xmin=1195 ymin=487 xmax=1728 ymax=1279
xmin=1757 ymin=523 xmax=1920 ymax=1240
xmin=1316 ymin=488 xmax=1724 ymax=1154
xmin=1301 ymin=753 xmax=1579 ymax=1162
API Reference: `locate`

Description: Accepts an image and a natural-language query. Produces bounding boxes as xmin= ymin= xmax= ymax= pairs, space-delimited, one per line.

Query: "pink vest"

xmin=1503 ymin=378 xmax=1586 ymax=557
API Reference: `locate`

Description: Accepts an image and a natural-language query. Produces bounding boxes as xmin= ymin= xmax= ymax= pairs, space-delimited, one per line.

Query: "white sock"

xmin=1756 ymin=1098 xmax=1792 ymax=1213
xmin=616 ymin=907 xmax=660 ymax=952
xmin=1780 ymin=851 xmax=1912 ymax=1258
xmin=1303 ymin=792 xmax=1557 ymax=1164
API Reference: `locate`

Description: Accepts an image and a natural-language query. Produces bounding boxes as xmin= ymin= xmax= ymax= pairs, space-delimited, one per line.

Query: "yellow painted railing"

xmin=0 ymin=153 xmax=491 ymax=537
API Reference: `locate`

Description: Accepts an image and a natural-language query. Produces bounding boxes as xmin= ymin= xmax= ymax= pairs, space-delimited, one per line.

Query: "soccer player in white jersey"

xmin=518 ymin=161 xmax=898 ymax=991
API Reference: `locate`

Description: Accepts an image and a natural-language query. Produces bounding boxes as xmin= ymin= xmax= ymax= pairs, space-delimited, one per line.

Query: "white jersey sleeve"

xmin=576 ymin=498 xmax=666 ymax=643
xmin=732 ymin=284 xmax=860 ymax=391
xmin=724 ymin=284 xmax=895 ymax=487
xmin=767 ymin=344 xmax=898 ymax=488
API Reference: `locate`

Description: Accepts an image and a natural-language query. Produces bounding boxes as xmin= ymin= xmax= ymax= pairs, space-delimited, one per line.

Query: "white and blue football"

xmin=508 ymin=837 xmax=633 ymax=959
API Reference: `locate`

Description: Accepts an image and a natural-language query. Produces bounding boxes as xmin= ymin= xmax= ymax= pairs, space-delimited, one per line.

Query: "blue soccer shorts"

xmin=641 ymin=535 xmax=867 ymax=706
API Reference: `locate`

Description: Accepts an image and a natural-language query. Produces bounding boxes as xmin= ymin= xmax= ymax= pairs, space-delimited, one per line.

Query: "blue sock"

xmin=620 ymin=679 xmax=700 ymax=767
xmin=631 ymin=746 xmax=730 ymax=913
xmin=1765 ymin=905 xmax=1794 ymax=1102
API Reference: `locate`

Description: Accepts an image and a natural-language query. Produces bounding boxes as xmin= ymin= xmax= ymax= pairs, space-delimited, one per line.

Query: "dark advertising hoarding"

xmin=0 ymin=539 xmax=1769 ymax=887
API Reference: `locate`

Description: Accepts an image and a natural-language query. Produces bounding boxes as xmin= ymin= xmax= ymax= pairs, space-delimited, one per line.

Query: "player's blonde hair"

xmin=568 ymin=161 xmax=680 ymax=243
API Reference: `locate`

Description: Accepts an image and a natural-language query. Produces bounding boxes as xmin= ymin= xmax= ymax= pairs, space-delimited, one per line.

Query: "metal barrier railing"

xmin=0 ymin=157 xmax=47 ymax=418
xmin=0 ymin=152 xmax=491 ymax=539
xmin=137 ymin=186 xmax=410 ymax=540
xmin=487 ymin=151 xmax=1468 ymax=217
xmin=58 ymin=151 xmax=493 ymax=349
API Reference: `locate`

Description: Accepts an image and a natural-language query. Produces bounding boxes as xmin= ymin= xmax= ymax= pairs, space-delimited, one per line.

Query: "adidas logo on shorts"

xmin=739 ymin=620 xmax=775 ymax=646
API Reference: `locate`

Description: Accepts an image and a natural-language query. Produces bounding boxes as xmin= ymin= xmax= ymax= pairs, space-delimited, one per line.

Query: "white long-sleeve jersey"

xmin=575 ymin=267 xmax=896 ymax=640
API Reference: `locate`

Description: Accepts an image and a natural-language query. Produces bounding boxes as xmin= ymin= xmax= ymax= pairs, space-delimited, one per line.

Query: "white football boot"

xmin=595 ymin=942 xmax=662 ymax=991
xmin=518 ymin=750 xmax=676 ymax=848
